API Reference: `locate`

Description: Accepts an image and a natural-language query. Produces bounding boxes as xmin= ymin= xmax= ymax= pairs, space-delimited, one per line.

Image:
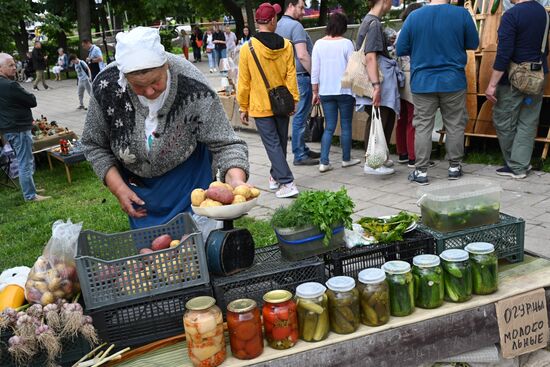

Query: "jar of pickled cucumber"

xmin=325 ymin=276 xmax=360 ymax=334
xmin=358 ymin=268 xmax=390 ymax=326
xmin=465 ymin=242 xmax=498 ymax=295
xmin=382 ymin=260 xmax=415 ymax=317
xmin=412 ymin=254 xmax=444 ymax=309
xmin=262 ymin=290 xmax=299 ymax=350
xmin=440 ymin=249 xmax=472 ymax=303
xmin=227 ymin=299 xmax=264 ymax=360
xmin=184 ymin=296 xmax=226 ymax=367
xmin=295 ymin=282 xmax=330 ymax=342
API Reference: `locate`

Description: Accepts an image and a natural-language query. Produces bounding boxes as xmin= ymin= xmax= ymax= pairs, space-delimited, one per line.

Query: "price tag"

xmin=496 ymin=288 xmax=549 ymax=358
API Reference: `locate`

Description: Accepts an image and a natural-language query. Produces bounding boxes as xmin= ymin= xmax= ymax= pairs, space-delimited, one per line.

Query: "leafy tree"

xmin=0 ymin=0 xmax=32 ymax=56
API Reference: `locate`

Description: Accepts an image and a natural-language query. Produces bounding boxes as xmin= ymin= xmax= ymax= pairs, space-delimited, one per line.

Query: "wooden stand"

xmin=47 ymin=150 xmax=86 ymax=184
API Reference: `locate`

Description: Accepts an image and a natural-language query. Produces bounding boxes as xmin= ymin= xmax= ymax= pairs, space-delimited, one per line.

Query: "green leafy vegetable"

xmin=357 ymin=211 xmax=418 ymax=243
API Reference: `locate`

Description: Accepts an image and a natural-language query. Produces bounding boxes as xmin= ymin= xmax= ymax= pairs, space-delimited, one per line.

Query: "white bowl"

xmin=191 ymin=197 xmax=259 ymax=220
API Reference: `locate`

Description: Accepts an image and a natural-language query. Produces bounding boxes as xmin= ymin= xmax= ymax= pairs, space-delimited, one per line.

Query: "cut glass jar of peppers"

xmin=326 ymin=276 xmax=360 ymax=334
xmin=262 ymin=290 xmax=299 ymax=349
xmin=295 ymin=282 xmax=330 ymax=342
xmin=358 ymin=268 xmax=390 ymax=326
xmin=465 ymin=242 xmax=498 ymax=295
xmin=382 ymin=261 xmax=415 ymax=317
xmin=227 ymin=298 xmax=264 ymax=360
xmin=412 ymin=254 xmax=444 ymax=309
xmin=440 ymin=249 xmax=472 ymax=303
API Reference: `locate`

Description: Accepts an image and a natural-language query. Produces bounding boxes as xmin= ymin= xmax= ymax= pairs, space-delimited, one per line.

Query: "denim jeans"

xmin=291 ymin=74 xmax=312 ymax=162
xmin=4 ymin=130 xmax=37 ymax=200
xmin=207 ymin=51 xmax=216 ymax=69
xmin=214 ymin=48 xmax=227 ymax=70
xmin=320 ymin=94 xmax=355 ymax=165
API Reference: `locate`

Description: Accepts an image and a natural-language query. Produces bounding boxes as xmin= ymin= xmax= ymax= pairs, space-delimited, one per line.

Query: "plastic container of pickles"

xmin=326 ymin=276 xmax=360 ymax=334
xmin=357 ymin=268 xmax=390 ymax=326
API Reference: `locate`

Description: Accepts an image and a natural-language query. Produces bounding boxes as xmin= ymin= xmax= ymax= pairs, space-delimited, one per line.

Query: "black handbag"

xmin=248 ymin=41 xmax=295 ymax=117
xmin=308 ymin=104 xmax=325 ymax=142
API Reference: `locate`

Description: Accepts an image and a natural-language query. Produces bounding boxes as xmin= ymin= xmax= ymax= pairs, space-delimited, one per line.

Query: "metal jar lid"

xmin=227 ymin=298 xmax=257 ymax=313
xmin=465 ymin=242 xmax=495 ymax=255
xmin=358 ymin=268 xmax=386 ymax=284
xmin=440 ymin=249 xmax=469 ymax=262
xmin=295 ymin=282 xmax=326 ymax=299
xmin=413 ymin=254 xmax=441 ymax=268
xmin=382 ymin=260 xmax=411 ymax=275
xmin=326 ymin=276 xmax=356 ymax=293
xmin=185 ymin=296 xmax=216 ymax=311
xmin=263 ymin=290 xmax=293 ymax=304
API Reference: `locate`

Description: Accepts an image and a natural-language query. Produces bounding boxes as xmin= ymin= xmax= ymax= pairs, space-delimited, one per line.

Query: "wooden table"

xmin=47 ymin=150 xmax=86 ymax=184
xmin=32 ymin=130 xmax=78 ymax=153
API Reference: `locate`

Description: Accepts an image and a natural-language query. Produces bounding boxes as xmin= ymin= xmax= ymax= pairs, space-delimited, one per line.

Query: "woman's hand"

xmin=372 ymin=85 xmax=381 ymax=107
xmin=113 ymin=184 xmax=147 ymax=218
xmin=312 ymin=92 xmax=320 ymax=106
xmin=225 ymin=167 xmax=248 ymax=188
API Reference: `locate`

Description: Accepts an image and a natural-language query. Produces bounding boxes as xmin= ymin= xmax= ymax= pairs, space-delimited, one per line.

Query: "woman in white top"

xmin=311 ymin=13 xmax=359 ymax=172
xmin=52 ymin=48 xmax=67 ymax=81
xmin=204 ymin=27 xmax=216 ymax=73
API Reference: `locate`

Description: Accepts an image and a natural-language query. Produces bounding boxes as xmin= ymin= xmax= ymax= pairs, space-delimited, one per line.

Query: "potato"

xmin=140 ymin=248 xmax=154 ymax=255
xmin=48 ymin=277 xmax=61 ymax=291
xmin=60 ymin=280 xmax=73 ymax=294
xmin=151 ymin=234 xmax=172 ymax=251
xmin=233 ymin=185 xmax=251 ymax=199
xmin=40 ymin=292 xmax=55 ymax=306
xmin=209 ymin=181 xmax=226 ymax=189
xmin=206 ymin=200 xmax=223 ymax=207
xmin=232 ymin=195 xmax=246 ymax=204
xmin=250 ymin=187 xmax=260 ymax=198
xmin=190 ymin=188 xmax=206 ymax=206
xmin=206 ymin=186 xmax=234 ymax=204
xmin=34 ymin=281 xmax=48 ymax=293
xmin=224 ymin=183 xmax=234 ymax=191
xmin=170 ymin=240 xmax=181 ymax=248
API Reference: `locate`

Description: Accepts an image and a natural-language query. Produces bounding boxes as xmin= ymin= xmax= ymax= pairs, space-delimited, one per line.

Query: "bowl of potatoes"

xmin=190 ymin=181 xmax=260 ymax=220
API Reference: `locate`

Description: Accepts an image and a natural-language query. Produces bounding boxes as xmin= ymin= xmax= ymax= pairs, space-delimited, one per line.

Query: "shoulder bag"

xmin=248 ymin=41 xmax=295 ymax=117
xmin=508 ymin=11 xmax=549 ymax=95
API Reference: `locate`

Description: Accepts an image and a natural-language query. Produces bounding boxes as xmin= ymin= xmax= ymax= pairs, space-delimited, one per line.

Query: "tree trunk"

xmin=56 ymin=30 xmax=68 ymax=53
xmin=113 ymin=14 xmax=124 ymax=35
xmin=76 ymin=0 xmax=91 ymax=59
xmin=244 ymin=0 xmax=255 ymax=36
xmin=220 ymin=0 xmax=244 ymax=38
xmin=318 ymin=0 xmax=328 ymax=26
xmin=14 ymin=19 xmax=29 ymax=59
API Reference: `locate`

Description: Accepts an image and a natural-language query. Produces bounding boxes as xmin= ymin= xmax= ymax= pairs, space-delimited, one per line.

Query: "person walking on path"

xmin=204 ymin=27 xmax=217 ymax=73
xmin=485 ymin=0 xmax=548 ymax=179
xmin=396 ymin=0 xmax=478 ymax=185
xmin=224 ymin=26 xmax=238 ymax=59
xmin=69 ymin=54 xmax=92 ymax=110
xmin=311 ymin=13 xmax=360 ymax=173
xmin=276 ymin=0 xmax=320 ymax=166
xmin=190 ymin=26 xmax=203 ymax=63
xmin=237 ymin=3 xmax=300 ymax=198
xmin=213 ymin=25 xmax=227 ymax=72
xmin=0 ymin=53 xmax=50 ymax=202
xmin=31 ymin=41 xmax=49 ymax=91
xmin=82 ymin=39 xmax=105 ymax=81
xmin=181 ymin=30 xmax=190 ymax=60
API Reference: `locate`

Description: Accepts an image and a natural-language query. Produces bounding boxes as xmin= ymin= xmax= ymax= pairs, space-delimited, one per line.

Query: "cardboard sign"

xmin=496 ymin=288 xmax=549 ymax=359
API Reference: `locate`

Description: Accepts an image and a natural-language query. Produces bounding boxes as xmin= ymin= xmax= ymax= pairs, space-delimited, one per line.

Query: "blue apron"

xmin=122 ymin=144 xmax=213 ymax=229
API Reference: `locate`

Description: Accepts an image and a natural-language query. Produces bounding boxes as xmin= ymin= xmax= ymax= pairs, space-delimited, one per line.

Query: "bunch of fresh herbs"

xmin=357 ymin=211 xmax=418 ymax=243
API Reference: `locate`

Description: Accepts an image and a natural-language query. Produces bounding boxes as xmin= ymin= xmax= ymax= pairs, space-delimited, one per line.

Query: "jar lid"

xmin=185 ymin=296 xmax=216 ymax=311
xmin=263 ymin=290 xmax=292 ymax=304
xmin=227 ymin=298 xmax=257 ymax=313
xmin=326 ymin=276 xmax=356 ymax=292
xmin=465 ymin=242 xmax=495 ymax=255
xmin=440 ymin=249 xmax=469 ymax=262
xmin=295 ymin=282 xmax=326 ymax=299
xmin=382 ymin=260 xmax=411 ymax=275
xmin=358 ymin=268 xmax=386 ymax=284
xmin=413 ymin=254 xmax=440 ymax=268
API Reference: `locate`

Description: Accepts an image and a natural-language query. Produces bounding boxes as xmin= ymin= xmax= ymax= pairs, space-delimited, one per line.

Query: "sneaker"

xmin=496 ymin=166 xmax=514 ymax=177
xmin=398 ymin=154 xmax=409 ymax=164
xmin=448 ymin=165 xmax=463 ymax=180
xmin=407 ymin=159 xmax=416 ymax=168
xmin=408 ymin=170 xmax=429 ymax=185
xmin=33 ymin=87 xmax=39 ymax=91
xmin=364 ymin=165 xmax=395 ymax=175
xmin=77 ymin=105 xmax=86 ymax=110
xmin=308 ymin=151 xmax=321 ymax=159
xmin=36 ymin=188 xmax=46 ymax=194
xmin=44 ymin=85 xmax=49 ymax=90
xmin=342 ymin=158 xmax=361 ymax=168
xmin=25 ymin=78 xmax=33 ymax=83
xmin=383 ymin=159 xmax=394 ymax=168
xmin=209 ymin=69 xmax=213 ymax=73
xmin=29 ymin=194 xmax=51 ymax=202
xmin=319 ymin=163 xmax=333 ymax=172
xmin=276 ymin=182 xmax=299 ymax=198
xmin=268 ymin=176 xmax=280 ymax=191
xmin=293 ymin=157 xmax=319 ymax=166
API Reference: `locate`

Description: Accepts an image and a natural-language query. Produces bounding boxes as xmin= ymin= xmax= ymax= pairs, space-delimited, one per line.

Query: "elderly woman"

xmin=82 ymin=27 xmax=249 ymax=228
xmin=52 ymin=48 xmax=68 ymax=81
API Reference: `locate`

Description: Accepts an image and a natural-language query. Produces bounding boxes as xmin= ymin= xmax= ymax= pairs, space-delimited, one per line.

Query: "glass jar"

xmin=358 ymin=268 xmax=390 ymax=326
xmin=440 ymin=249 xmax=472 ymax=302
xmin=227 ymin=298 xmax=263 ymax=360
xmin=382 ymin=261 xmax=415 ymax=317
xmin=412 ymin=254 xmax=444 ymax=309
xmin=325 ymin=276 xmax=360 ymax=334
xmin=465 ymin=242 xmax=498 ymax=295
xmin=184 ymin=296 xmax=226 ymax=367
xmin=262 ymin=290 xmax=299 ymax=349
xmin=295 ymin=282 xmax=330 ymax=342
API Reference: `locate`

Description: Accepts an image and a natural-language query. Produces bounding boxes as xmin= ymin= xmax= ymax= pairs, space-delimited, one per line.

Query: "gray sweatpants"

xmin=412 ymin=90 xmax=467 ymax=171
xmin=492 ymin=85 xmax=542 ymax=174
xmin=255 ymin=116 xmax=294 ymax=185
xmin=78 ymin=78 xmax=92 ymax=107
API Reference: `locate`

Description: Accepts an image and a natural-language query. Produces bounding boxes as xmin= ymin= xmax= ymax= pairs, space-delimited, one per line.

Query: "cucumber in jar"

xmin=382 ymin=261 xmax=415 ymax=318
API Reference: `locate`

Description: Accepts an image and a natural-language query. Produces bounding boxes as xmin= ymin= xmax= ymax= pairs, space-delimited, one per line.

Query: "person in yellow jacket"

xmin=238 ymin=3 xmax=299 ymax=198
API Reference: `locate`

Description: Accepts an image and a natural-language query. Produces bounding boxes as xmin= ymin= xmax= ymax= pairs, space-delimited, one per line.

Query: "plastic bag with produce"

xmin=25 ymin=219 xmax=83 ymax=305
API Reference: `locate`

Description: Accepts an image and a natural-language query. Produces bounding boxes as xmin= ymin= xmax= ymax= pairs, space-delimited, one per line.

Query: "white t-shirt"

xmin=311 ymin=38 xmax=354 ymax=96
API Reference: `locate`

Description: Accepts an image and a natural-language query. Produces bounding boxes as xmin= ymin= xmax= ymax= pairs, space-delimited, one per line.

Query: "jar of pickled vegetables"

xmin=295 ymin=282 xmax=330 ymax=342
xmin=227 ymin=298 xmax=264 ymax=360
xmin=382 ymin=260 xmax=415 ymax=317
xmin=412 ymin=254 xmax=444 ymax=309
xmin=325 ymin=276 xmax=360 ymax=334
xmin=440 ymin=249 xmax=472 ymax=302
xmin=358 ymin=268 xmax=390 ymax=326
xmin=465 ymin=242 xmax=498 ymax=295
xmin=262 ymin=290 xmax=299 ymax=349
xmin=184 ymin=296 xmax=226 ymax=367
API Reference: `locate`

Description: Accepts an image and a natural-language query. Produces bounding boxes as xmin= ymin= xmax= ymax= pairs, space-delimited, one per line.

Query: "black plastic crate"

xmin=417 ymin=213 xmax=525 ymax=263
xmin=324 ymin=230 xmax=436 ymax=279
xmin=88 ymin=284 xmax=212 ymax=348
xmin=211 ymin=245 xmax=325 ymax=314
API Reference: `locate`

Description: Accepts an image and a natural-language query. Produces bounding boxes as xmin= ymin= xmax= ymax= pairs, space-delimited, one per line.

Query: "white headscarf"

xmin=115 ymin=26 xmax=167 ymax=91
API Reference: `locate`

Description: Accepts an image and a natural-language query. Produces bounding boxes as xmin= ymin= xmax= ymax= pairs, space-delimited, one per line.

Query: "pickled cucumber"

xmin=471 ymin=258 xmax=498 ymax=295
xmin=387 ymin=273 xmax=414 ymax=317
xmin=442 ymin=260 xmax=472 ymax=303
xmin=412 ymin=265 xmax=444 ymax=309
xmin=360 ymin=284 xmax=390 ymax=326
xmin=297 ymin=296 xmax=330 ymax=342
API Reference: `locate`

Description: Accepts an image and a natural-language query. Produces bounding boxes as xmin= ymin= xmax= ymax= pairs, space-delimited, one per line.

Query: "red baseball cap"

xmin=255 ymin=2 xmax=282 ymax=23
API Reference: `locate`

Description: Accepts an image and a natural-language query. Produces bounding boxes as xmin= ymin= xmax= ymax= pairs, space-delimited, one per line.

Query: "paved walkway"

xmin=23 ymin=58 xmax=550 ymax=258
